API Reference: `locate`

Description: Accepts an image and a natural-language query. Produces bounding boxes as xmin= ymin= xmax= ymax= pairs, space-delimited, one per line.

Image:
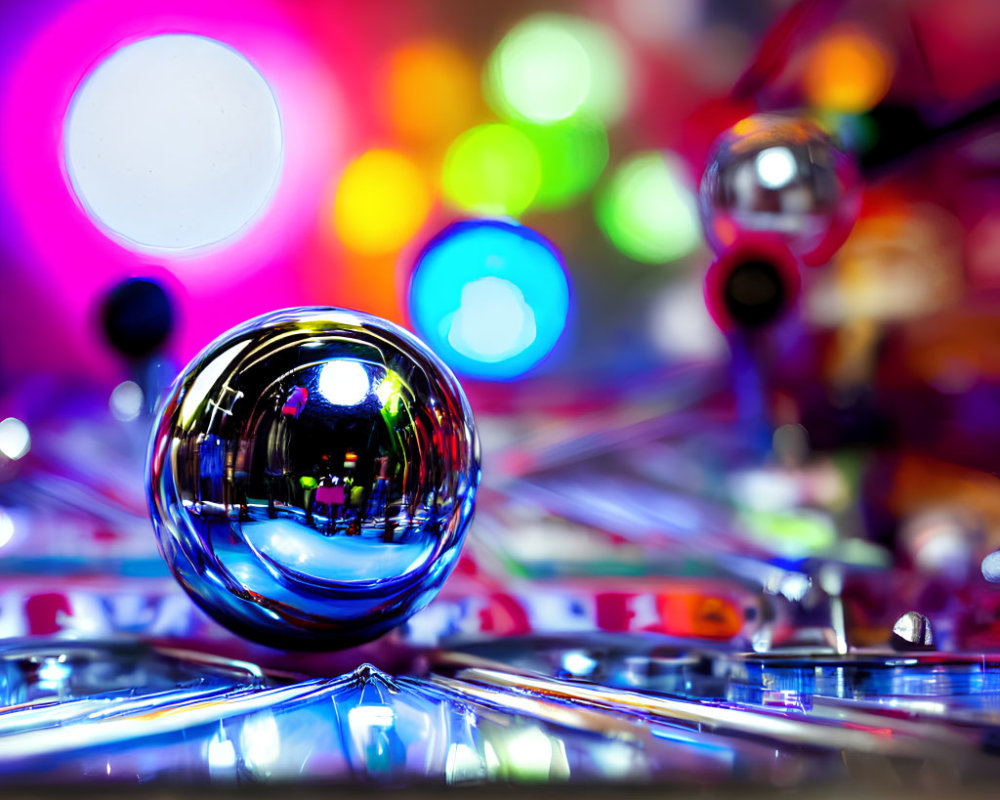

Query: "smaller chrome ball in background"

xmin=147 ymin=308 xmax=480 ymax=650
xmin=700 ymin=114 xmax=861 ymax=266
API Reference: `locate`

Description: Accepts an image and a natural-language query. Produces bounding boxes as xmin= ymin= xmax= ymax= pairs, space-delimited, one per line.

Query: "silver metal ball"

xmin=700 ymin=114 xmax=861 ymax=266
xmin=147 ymin=308 xmax=480 ymax=650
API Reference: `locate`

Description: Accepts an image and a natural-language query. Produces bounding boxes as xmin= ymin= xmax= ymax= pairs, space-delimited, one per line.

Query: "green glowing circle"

xmin=486 ymin=14 xmax=630 ymax=125
xmin=519 ymin=117 xmax=609 ymax=211
xmin=595 ymin=151 xmax=702 ymax=264
xmin=442 ymin=123 xmax=541 ymax=217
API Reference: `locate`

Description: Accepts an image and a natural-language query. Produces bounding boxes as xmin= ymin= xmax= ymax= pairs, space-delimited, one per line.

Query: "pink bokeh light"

xmin=0 ymin=0 xmax=345 ymax=380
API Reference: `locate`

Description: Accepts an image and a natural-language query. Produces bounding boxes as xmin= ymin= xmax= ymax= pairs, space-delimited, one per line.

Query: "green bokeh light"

xmin=486 ymin=14 xmax=630 ymax=125
xmin=519 ymin=117 xmax=609 ymax=211
xmin=595 ymin=151 xmax=702 ymax=264
xmin=442 ymin=123 xmax=541 ymax=217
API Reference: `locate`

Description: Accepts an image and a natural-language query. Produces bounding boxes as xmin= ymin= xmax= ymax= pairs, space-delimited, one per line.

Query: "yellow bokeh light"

xmin=380 ymin=40 xmax=479 ymax=146
xmin=803 ymin=25 xmax=893 ymax=114
xmin=333 ymin=149 xmax=432 ymax=256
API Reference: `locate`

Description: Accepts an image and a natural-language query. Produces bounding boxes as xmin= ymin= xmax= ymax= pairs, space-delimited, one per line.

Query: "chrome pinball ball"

xmin=700 ymin=114 xmax=861 ymax=266
xmin=147 ymin=308 xmax=480 ymax=650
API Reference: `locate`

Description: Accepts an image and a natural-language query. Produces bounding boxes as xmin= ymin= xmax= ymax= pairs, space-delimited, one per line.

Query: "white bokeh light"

xmin=0 ymin=418 xmax=30 ymax=461
xmin=109 ymin=380 xmax=144 ymax=422
xmin=0 ymin=508 xmax=14 ymax=549
xmin=64 ymin=34 xmax=283 ymax=254
xmin=649 ymin=278 xmax=726 ymax=361
xmin=447 ymin=277 xmax=537 ymax=363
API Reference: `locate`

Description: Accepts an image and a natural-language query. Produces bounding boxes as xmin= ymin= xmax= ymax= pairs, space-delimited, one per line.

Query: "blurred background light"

xmin=0 ymin=508 xmax=14 ymax=550
xmin=442 ymin=124 xmax=541 ymax=217
xmin=612 ymin=0 xmax=701 ymax=46
xmin=109 ymin=380 xmax=144 ymax=422
xmin=64 ymin=34 xmax=283 ymax=254
xmin=803 ymin=25 xmax=894 ymax=114
xmin=409 ymin=220 xmax=570 ymax=380
xmin=0 ymin=418 xmax=30 ymax=461
xmin=379 ymin=39 xmax=479 ymax=146
xmin=485 ymin=13 xmax=631 ymax=125
xmin=649 ymin=276 xmax=726 ymax=361
xmin=333 ymin=149 xmax=432 ymax=255
xmin=595 ymin=151 xmax=702 ymax=264
xmin=0 ymin=0 xmax=343 ymax=379
xmin=520 ymin=117 xmax=609 ymax=211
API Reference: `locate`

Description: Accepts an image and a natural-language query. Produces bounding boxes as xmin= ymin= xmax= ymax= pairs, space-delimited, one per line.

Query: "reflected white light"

xmin=348 ymin=705 xmax=396 ymax=728
xmin=64 ymin=34 xmax=283 ymax=254
xmin=240 ymin=713 xmax=280 ymax=776
xmin=0 ymin=418 xmax=30 ymax=460
xmin=295 ymin=310 xmax=364 ymax=328
xmin=319 ymin=361 xmax=371 ymax=406
xmin=207 ymin=735 xmax=237 ymax=773
xmin=503 ymin=727 xmax=554 ymax=780
xmin=483 ymin=740 xmax=501 ymax=776
xmin=37 ymin=658 xmax=72 ymax=684
xmin=561 ymin=651 xmax=598 ymax=676
xmin=445 ymin=743 xmax=486 ymax=784
xmin=755 ymin=147 xmax=797 ymax=189
xmin=109 ymin=380 xmax=144 ymax=422
xmin=448 ymin=277 xmax=537 ymax=363
xmin=765 ymin=570 xmax=812 ymax=602
xmin=0 ymin=509 xmax=13 ymax=549
xmin=265 ymin=531 xmax=309 ymax=564
xmin=180 ymin=341 xmax=251 ymax=427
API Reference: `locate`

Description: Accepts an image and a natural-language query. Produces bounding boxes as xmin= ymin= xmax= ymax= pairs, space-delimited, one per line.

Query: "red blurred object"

xmin=704 ymin=233 xmax=801 ymax=332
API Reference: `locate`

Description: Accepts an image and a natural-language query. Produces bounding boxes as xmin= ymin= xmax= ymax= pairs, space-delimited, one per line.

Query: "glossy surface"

xmin=703 ymin=234 xmax=800 ymax=331
xmin=147 ymin=308 xmax=480 ymax=649
xmin=700 ymin=114 xmax=861 ymax=266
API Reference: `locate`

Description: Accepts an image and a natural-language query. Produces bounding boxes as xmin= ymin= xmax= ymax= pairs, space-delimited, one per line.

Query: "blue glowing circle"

xmin=408 ymin=220 xmax=571 ymax=380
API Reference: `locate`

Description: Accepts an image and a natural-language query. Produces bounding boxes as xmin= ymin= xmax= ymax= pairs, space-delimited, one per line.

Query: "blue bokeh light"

xmin=408 ymin=219 xmax=571 ymax=380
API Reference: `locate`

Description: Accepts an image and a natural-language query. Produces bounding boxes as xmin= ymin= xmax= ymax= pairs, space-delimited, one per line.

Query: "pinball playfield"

xmin=1 ymin=0 xmax=1000 ymax=792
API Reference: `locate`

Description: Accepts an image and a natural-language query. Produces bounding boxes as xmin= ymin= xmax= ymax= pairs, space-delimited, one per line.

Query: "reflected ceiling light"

xmin=319 ymin=360 xmax=371 ymax=406
xmin=755 ymin=147 xmax=797 ymax=190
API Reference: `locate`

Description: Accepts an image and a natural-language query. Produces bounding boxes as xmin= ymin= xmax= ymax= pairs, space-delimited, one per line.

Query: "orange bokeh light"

xmin=803 ymin=25 xmax=893 ymax=114
xmin=379 ymin=39 xmax=480 ymax=146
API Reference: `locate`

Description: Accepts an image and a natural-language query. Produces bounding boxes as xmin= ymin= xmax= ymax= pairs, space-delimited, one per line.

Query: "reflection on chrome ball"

xmin=700 ymin=114 xmax=861 ymax=266
xmin=147 ymin=308 xmax=480 ymax=650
